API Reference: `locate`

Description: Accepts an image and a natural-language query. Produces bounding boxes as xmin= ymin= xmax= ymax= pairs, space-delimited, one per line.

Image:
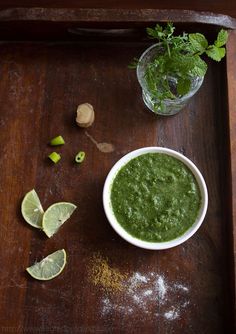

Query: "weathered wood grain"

xmin=0 ymin=18 xmax=234 ymax=334
xmin=0 ymin=1 xmax=235 ymax=20
xmin=0 ymin=8 xmax=235 ymax=40
xmin=226 ymin=29 xmax=236 ymax=328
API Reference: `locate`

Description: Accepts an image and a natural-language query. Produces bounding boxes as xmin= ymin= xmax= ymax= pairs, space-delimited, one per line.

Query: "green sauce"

xmin=110 ymin=153 xmax=201 ymax=242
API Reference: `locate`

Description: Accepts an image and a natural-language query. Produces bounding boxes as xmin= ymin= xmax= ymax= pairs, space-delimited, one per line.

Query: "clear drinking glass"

xmin=136 ymin=43 xmax=204 ymax=116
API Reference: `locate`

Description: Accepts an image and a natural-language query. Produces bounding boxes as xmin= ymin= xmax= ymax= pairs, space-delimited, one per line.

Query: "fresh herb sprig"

xmin=131 ymin=23 xmax=228 ymax=111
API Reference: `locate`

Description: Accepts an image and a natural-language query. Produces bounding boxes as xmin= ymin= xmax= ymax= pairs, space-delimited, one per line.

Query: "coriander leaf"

xmin=146 ymin=24 xmax=163 ymax=39
xmin=215 ymin=29 xmax=228 ymax=47
xmin=130 ymin=23 xmax=226 ymax=111
xmin=189 ymin=33 xmax=208 ymax=54
xmin=206 ymin=45 xmax=226 ymax=62
xmin=146 ymin=27 xmax=158 ymax=38
xmin=146 ymin=23 xmax=175 ymax=41
xmin=163 ymin=22 xmax=175 ymax=38
xmin=177 ymin=78 xmax=191 ymax=96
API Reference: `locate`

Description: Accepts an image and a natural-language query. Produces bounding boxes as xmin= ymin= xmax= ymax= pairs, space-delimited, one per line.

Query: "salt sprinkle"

xmin=100 ymin=271 xmax=190 ymax=321
xmin=102 ymin=298 xmax=112 ymax=315
xmin=155 ymin=275 xmax=167 ymax=303
xmin=164 ymin=307 xmax=180 ymax=320
xmin=132 ymin=295 xmax=140 ymax=303
xmin=143 ymin=289 xmax=153 ymax=297
xmin=173 ymin=283 xmax=189 ymax=292
xmin=132 ymin=272 xmax=149 ymax=284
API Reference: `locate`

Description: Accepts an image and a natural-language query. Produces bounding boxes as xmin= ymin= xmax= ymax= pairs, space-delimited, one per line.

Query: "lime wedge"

xmin=26 ymin=249 xmax=66 ymax=280
xmin=42 ymin=202 xmax=77 ymax=238
xmin=21 ymin=189 xmax=44 ymax=228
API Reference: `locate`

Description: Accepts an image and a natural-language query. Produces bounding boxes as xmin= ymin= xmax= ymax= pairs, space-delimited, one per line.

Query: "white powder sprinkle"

xmin=143 ymin=289 xmax=153 ymax=297
xmin=101 ymin=297 xmax=112 ymax=316
xmin=132 ymin=294 xmax=140 ymax=303
xmin=132 ymin=272 xmax=149 ymax=284
xmin=155 ymin=275 xmax=167 ymax=303
xmin=100 ymin=272 xmax=190 ymax=321
xmin=164 ymin=307 xmax=180 ymax=320
xmin=173 ymin=283 xmax=189 ymax=292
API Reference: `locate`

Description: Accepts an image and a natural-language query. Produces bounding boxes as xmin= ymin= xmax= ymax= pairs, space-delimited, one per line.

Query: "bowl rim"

xmin=103 ymin=147 xmax=208 ymax=250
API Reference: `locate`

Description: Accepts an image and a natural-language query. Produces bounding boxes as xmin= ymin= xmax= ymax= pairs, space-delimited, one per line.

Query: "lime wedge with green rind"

xmin=42 ymin=202 xmax=77 ymax=238
xmin=21 ymin=189 xmax=44 ymax=228
xmin=26 ymin=249 xmax=66 ymax=280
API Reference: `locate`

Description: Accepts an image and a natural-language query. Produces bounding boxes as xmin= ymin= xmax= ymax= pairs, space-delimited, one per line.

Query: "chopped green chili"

xmin=48 ymin=152 xmax=61 ymax=164
xmin=75 ymin=151 xmax=85 ymax=163
xmin=50 ymin=135 xmax=65 ymax=146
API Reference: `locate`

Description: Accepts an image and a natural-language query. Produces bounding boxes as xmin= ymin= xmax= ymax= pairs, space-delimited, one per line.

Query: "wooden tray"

xmin=0 ymin=8 xmax=235 ymax=334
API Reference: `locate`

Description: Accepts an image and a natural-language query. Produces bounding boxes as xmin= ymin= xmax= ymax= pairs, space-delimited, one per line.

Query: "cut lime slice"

xmin=42 ymin=202 xmax=77 ymax=238
xmin=26 ymin=249 xmax=66 ymax=280
xmin=21 ymin=189 xmax=44 ymax=228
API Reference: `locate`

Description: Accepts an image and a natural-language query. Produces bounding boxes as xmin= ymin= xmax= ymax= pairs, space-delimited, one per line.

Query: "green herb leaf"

xmin=129 ymin=23 xmax=226 ymax=111
xmin=190 ymin=56 xmax=208 ymax=77
xmin=128 ymin=58 xmax=139 ymax=69
xmin=163 ymin=22 xmax=175 ymax=38
xmin=146 ymin=23 xmax=175 ymax=40
xmin=206 ymin=45 xmax=226 ymax=62
xmin=189 ymin=33 xmax=208 ymax=54
xmin=215 ymin=29 xmax=228 ymax=47
xmin=177 ymin=78 xmax=191 ymax=96
xmin=146 ymin=25 xmax=163 ymax=39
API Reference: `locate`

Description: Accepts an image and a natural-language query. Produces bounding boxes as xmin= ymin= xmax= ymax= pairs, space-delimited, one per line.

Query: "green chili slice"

xmin=75 ymin=151 xmax=85 ymax=163
xmin=50 ymin=135 xmax=65 ymax=146
xmin=48 ymin=152 xmax=61 ymax=164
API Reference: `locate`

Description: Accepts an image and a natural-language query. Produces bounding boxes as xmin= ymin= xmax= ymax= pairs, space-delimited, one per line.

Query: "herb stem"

xmin=166 ymin=42 xmax=171 ymax=57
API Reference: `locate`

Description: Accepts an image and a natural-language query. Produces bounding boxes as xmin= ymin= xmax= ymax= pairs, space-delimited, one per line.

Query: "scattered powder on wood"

xmin=100 ymin=271 xmax=190 ymax=321
xmin=164 ymin=307 xmax=180 ymax=320
xmin=88 ymin=253 xmax=127 ymax=293
xmin=155 ymin=275 xmax=167 ymax=303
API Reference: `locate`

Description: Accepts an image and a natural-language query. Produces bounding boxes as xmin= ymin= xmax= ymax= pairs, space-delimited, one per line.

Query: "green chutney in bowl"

xmin=103 ymin=147 xmax=208 ymax=250
xmin=110 ymin=153 xmax=201 ymax=243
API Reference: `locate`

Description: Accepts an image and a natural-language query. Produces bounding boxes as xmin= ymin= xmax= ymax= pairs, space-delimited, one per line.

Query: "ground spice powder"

xmin=88 ymin=252 xmax=127 ymax=293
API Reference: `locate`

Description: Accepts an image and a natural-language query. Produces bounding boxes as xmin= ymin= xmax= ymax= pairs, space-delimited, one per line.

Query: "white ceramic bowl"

xmin=103 ymin=147 xmax=208 ymax=250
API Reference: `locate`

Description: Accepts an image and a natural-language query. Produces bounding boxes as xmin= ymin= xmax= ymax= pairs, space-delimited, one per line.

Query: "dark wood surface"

xmin=0 ymin=8 xmax=236 ymax=41
xmin=0 ymin=0 xmax=236 ymax=19
xmin=0 ymin=7 xmax=236 ymax=28
xmin=0 ymin=11 xmax=235 ymax=334
xmin=227 ymin=30 xmax=236 ymax=324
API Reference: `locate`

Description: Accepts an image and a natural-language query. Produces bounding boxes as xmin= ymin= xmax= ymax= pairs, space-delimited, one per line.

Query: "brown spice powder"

xmin=88 ymin=252 xmax=127 ymax=293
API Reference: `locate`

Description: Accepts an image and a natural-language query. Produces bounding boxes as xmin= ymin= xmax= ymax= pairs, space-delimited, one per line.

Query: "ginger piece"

xmin=76 ymin=103 xmax=95 ymax=128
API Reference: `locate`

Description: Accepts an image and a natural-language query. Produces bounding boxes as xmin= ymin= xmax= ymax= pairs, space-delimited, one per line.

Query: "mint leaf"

xmin=130 ymin=23 xmax=226 ymax=111
xmin=206 ymin=45 xmax=226 ymax=61
xmin=177 ymin=78 xmax=191 ymax=96
xmin=189 ymin=33 xmax=208 ymax=54
xmin=218 ymin=47 xmax=226 ymax=59
xmin=215 ymin=29 xmax=228 ymax=47
xmin=190 ymin=56 xmax=208 ymax=77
